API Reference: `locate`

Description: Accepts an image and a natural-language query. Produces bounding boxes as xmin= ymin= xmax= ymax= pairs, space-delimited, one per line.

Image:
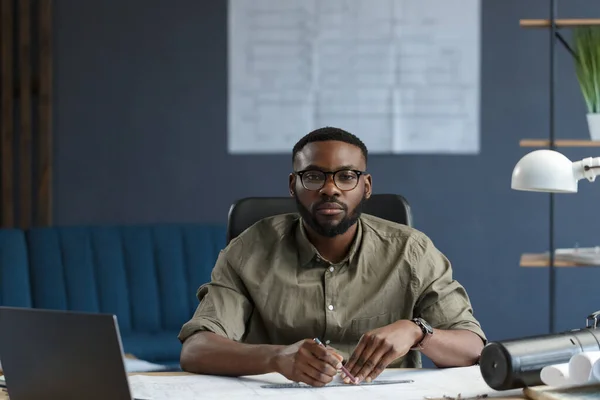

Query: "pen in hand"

xmin=313 ymin=338 xmax=359 ymax=384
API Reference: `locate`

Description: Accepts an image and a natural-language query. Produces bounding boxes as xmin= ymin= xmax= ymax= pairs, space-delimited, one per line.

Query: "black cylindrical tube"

xmin=479 ymin=328 xmax=600 ymax=391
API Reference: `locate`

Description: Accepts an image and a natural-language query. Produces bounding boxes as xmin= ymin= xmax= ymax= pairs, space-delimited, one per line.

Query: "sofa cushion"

xmin=0 ymin=229 xmax=32 ymax=307
xmin=25 ymin=224 xmax=225 ymax=337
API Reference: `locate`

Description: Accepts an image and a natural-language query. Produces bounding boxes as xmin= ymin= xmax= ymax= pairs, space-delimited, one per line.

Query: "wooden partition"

xmin=0 ymin=0 xmax=52 ymax=228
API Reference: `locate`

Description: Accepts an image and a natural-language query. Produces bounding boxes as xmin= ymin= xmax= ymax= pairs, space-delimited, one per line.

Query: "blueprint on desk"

xmin=128 ymin=365 xmax=523 ymax=400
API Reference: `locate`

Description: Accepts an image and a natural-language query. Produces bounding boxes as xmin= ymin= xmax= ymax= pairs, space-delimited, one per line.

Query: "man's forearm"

xmin=180 ymin=331 xmax=284 ymax=376
xmin=420 ymin=329 xmax=484 ymax=368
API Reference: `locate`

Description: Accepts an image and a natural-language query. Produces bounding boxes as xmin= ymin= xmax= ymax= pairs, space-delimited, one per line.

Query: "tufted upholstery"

xmin=0 ymin=224 xmax=226 ymax=366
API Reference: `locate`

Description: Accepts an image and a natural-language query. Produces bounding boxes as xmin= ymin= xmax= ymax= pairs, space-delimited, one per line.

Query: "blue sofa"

xmin=0 ymin=224 xmax=226 ymax=368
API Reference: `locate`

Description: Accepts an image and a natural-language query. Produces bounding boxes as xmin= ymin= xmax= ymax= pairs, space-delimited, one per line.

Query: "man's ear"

xmin=364 ymin=174 xmax=372 ymax=199
xmin=289 ymin=173 xmax=295 ymax=197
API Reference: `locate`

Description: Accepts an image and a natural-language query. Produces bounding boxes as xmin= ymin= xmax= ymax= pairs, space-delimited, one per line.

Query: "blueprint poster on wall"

xmin=227 ymin=0 xmax=481 ymax=154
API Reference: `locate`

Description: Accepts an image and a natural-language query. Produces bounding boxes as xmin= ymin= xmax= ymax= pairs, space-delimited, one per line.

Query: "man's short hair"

xmin=292 ymin=127 xmax=368 ymax=165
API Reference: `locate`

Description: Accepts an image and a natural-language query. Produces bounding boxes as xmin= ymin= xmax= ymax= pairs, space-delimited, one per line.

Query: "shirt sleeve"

xmin=410 ymin=235 xmax=487 ymax=343
xmin=178 ymin=248 xmax=253 ymax=343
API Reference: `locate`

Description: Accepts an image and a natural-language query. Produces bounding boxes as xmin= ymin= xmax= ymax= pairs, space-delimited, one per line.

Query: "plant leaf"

xmin=573 ymin=26 xmax=600 ymax=113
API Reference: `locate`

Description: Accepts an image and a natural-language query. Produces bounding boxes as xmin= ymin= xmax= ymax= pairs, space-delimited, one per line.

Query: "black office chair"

xmin=226 ymin=194 xmax=413 ymax=244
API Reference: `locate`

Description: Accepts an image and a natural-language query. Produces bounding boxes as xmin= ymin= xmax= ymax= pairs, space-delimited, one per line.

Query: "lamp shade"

xmin=511 ymin=150 xmax=578 ymax=193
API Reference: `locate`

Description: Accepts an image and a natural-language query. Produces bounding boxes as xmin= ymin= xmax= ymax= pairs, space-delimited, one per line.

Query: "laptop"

xmin=0 ymin=306 xmax=145 ymax=400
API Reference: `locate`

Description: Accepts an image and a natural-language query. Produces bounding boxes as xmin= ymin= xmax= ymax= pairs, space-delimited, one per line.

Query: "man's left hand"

xmin=343 ymin=320 xmax=423 ymax=383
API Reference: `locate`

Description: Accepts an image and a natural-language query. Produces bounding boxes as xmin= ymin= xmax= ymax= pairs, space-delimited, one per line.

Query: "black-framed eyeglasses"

xmin=294 ymin=169 xmax=365 ymax=191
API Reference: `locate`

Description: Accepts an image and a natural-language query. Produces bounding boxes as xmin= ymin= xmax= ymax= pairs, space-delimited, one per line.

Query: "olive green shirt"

xmin=178 ymin=213 xmax=486 ymax=368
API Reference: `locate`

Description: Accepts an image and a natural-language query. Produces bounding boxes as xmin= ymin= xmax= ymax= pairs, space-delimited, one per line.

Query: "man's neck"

xmin=304 ymin=222 xmax=358 ymax=264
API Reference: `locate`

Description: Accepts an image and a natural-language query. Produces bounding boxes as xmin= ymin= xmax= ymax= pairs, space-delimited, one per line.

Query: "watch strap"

xmin=410 ymin=318 xmax=433 ymax=350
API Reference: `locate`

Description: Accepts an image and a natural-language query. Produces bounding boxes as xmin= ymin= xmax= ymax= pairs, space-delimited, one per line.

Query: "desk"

xmin=0 ymin=370 xmax=529 ymax=400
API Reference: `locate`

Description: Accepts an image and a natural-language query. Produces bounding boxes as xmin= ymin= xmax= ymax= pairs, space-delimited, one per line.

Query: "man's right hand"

xmin=273 ymin=339 xmax=344 ymax=387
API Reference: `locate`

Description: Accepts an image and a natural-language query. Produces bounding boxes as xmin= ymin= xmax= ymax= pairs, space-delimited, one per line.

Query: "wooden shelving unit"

xmin=519 ymin=139 xmax=600 ymax=147
xmin=518 ymin=14 xmax=600 ymax=276
xmin=520 ymin=253 xmax=586 ymax=267
xmin=520 ymin=18 xmax=600 ymax=28
xmin=515 ymin=4 xmax=600 ymax=333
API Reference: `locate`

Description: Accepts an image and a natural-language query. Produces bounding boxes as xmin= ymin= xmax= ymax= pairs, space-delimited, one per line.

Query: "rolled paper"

xmin=569 ymin=351 xmax=600 ymax=385
xmin=541 ymin=363 xmax=570 ymax=387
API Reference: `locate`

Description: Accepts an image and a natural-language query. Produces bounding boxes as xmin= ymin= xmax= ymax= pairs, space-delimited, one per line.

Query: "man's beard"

xmin=295 ymin=195 xmax=366 ymax=238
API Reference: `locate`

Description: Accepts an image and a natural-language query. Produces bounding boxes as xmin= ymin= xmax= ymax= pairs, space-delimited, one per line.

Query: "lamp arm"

xmin=575 ymin=157 xmax=600 ymax=182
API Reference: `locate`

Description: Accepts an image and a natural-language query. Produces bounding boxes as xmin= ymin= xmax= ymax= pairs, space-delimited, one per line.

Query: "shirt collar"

xmin=295 ymin=217 xmax=363 ymax=267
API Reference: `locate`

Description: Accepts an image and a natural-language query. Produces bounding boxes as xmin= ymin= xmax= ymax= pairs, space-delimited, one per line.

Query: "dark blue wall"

xmin=53 ymin=0 xmax=600 ymax=344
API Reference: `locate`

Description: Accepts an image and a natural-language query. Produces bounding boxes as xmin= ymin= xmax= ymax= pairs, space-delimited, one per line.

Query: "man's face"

xmin=289 ymin=140 xmax=372 ymax=237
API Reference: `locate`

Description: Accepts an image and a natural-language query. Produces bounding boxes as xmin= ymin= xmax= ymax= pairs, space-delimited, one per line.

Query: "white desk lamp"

xmin=512 ymin=149 xmax=600 ymax=193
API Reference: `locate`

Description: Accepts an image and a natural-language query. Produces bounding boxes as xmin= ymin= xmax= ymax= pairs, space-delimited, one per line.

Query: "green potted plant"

xmin=573 ymin=26 xmax=600 ymax=140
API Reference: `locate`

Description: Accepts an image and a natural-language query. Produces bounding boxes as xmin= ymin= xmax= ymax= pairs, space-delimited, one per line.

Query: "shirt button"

xmin=329 ymin=266 xmax=334 ymax=272
xmin=328 ymin=304 xmax=334 ymax=311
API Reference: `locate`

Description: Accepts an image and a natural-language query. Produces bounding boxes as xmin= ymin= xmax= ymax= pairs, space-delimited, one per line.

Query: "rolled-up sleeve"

xmin=410 ymin=236 xmax=487 ymax=343
xmin=178 ymin=249 xmax=253 ymax=343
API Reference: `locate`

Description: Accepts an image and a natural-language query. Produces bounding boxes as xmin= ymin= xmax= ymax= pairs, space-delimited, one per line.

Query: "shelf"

xmin=520 ymin=253 xmax=599 ymax=267
xmin=520 ymin=19 xmax=600 ymax=28
xmin=519 ymin=139 xmax=600 ymax=147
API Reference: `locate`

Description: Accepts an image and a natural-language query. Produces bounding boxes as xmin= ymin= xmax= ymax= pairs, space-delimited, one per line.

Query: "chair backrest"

xmin=226 ymin=194 xmax=412 ymax=244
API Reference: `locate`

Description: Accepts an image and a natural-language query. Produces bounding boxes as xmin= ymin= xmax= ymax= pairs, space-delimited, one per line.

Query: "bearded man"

xmin=178 ymin=127 xmax=486 ymax=387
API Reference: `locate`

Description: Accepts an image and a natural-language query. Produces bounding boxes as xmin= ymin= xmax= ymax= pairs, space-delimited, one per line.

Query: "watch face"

xmin=416 ymin=318 xmax=433 ymax=333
